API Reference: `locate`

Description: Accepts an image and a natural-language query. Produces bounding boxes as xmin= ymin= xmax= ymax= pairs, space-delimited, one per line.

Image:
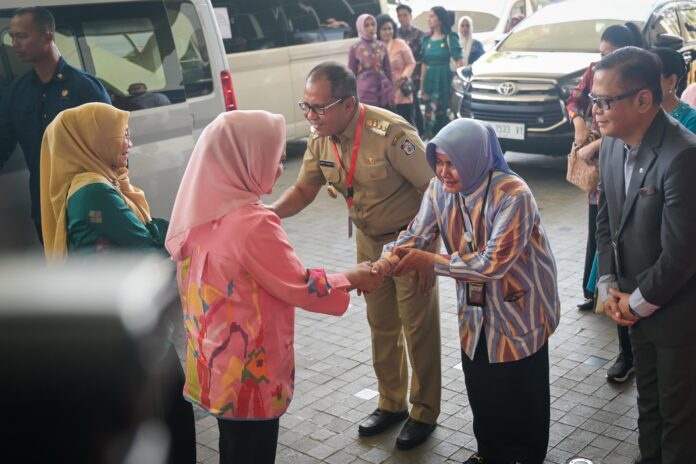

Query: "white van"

xmin=211 ymin=0 xmax=388 ymax=140
xmin=0 ymin=0 xmax=233 ymax=250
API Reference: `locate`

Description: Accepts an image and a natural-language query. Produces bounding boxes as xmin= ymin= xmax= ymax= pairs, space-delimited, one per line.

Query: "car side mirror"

xmin=655 ymin=33 xmax=684 ymax=50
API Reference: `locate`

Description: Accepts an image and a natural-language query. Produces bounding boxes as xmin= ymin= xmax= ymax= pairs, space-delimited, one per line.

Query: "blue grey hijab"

xmin=425 ymin=119 xmax=512 ymax=194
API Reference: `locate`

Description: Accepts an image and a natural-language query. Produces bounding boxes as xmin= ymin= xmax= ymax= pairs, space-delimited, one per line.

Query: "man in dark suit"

xmin=594 ymin=46 xmax=696 ymax=464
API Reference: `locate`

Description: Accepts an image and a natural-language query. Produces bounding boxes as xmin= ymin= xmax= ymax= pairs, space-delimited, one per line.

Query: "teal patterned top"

xmin=669 ymin=100 xmax=696 ymax=134
xmin=66 ymin=182 xmax=168 ymax=254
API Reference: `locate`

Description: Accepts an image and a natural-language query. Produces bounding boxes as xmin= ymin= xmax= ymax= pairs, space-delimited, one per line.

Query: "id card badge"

xmin=348 ymin=212 xmax=353 ymax=238
xmin=467 ymin=282 xmax=486 ymax=307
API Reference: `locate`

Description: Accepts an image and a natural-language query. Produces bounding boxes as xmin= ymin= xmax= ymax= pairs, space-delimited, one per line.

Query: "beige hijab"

xmin=40 ymin=102 xmax=151 ymax=261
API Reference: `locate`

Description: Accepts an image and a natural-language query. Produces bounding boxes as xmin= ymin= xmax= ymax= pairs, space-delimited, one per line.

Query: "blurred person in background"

xmin=40 ymin=102 xmax=195 ymax=464
xmin=504 ymin=13 xmax=525 ymax=33
xmin=651 ymin=47 xmax=696 ymax=133
xmin=165 ymin=110 xmax=380 ymax=463
xmin=377 ymin=13 xmax=416 ymax=124
xmin=0 ymin=6 xmax=110 ymax=242
xmin=396 ymin=4 xmax=426 ymax=136
xmin=372 ymin=119 xmax=560 ymax=464
xmin=349 ymin=14 xmax=394 ymax=108
xmin=458 ymin=16 xmax=484 ymax=65
xmin=420 ymin=7 xmax=463 ymax=139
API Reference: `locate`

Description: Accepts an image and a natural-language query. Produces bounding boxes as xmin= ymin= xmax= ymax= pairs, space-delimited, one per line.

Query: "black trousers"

xmin=618 ymin=324 xmax=633 ymax=363
xmin=153 ymin=343 xmax=197 ymax=464
xmin=583 ymin=203 xmax=598 ymax=298
xmin=395 ymin=103 xmax=414 ymax=125
xmin=631 ymin=326 xmax=696 ymax=464
xmin=218 ymin=417 xmax=279 ymax=464
xmin=462 ymin=332 xmax=550 ymax=464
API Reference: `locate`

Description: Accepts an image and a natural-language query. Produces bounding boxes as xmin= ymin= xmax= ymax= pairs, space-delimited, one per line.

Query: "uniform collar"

xmin=333 ymin=104 xmax=361 ymax=144
xmin=31 ymin=56 xmax=68 ymax=84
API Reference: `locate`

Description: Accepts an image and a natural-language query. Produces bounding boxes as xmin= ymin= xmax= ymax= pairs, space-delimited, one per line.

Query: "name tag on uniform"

xmin=319 ymin=160 xmax=335 ymax=167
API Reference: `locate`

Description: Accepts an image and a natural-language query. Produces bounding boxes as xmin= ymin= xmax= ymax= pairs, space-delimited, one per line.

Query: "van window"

xmin=680 ymin=8 xmax=696 ymax=43
xmin=0 ymin=3 xmax=188 ymax=111
xmin=212 ymin=0 xmax=382 ymax=54
xmin=165 ymin=1 xmax=214 ymax=98
xmin=83 ymin=18 xmax=169 ymax=95
xmin=652 ymin=8 xmax=681 ymax=39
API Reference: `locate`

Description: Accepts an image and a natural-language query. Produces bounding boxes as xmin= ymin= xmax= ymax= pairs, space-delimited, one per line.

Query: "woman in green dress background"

xmin=40 ymin=102 xmax=196 ymax=464
xmin=419 ymin=6 xmax=463 ymax=139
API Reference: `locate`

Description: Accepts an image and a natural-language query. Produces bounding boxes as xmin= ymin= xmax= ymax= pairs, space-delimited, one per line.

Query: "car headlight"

xmin=559 ymin=73 xmax=584 ymax=100
xmin=453 ymin=66 xmax=472 ymax=94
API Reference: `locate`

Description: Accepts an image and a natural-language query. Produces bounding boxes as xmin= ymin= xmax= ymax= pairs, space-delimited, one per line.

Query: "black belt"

xmin=372 ymin=223 xmax=410 ymax=239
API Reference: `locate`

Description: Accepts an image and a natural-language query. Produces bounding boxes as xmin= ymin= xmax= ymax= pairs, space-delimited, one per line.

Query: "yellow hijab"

xmin=40 ymin=102 xmax=151 ymax=262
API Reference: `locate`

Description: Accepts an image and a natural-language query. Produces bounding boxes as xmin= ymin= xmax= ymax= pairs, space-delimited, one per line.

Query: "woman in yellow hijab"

xmin=39 ymin=102 xmax=196 ymax=463
xmin=40 ymin=102 xmax=166 ymax=261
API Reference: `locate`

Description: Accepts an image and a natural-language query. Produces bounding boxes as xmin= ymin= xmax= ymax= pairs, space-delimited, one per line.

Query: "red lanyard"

xmin=330 ymin=104 xmax=366 ymax=209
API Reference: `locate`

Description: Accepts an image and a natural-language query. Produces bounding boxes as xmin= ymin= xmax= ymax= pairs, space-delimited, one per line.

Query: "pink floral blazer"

xmin=176 ymin=205 xmax=350 ymax=419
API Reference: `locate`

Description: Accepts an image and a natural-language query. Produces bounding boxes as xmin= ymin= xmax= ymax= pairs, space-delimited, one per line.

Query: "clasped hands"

xmin=603 ymin=288 xmax=640 ymax=327
xmin=370 ymin=247 xmax=436 ymax=295
xmin=345 ymin=247 xmax=437 ymax=295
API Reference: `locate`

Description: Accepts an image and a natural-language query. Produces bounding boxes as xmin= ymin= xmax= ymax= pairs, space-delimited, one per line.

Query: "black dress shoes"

xmin=395 ymin=417 xmax=436 ymax=449
xmin=358 ymin=408 xmax=408 ymax=437
xmin=577 ymin=298 xmax=594 ymax=311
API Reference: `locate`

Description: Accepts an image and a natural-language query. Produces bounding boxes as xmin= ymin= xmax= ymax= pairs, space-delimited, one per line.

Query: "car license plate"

xmin=489 ymin=121 xmax=525 ymax=140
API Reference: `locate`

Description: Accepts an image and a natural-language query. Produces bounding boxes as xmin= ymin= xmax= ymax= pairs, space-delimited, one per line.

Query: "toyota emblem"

xmin=497 ymin=82 xmax=517 ymax=96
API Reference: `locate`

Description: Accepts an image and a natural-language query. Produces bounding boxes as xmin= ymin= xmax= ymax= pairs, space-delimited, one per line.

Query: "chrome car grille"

xmin=459 ymin=78 xmax=567 ymax=132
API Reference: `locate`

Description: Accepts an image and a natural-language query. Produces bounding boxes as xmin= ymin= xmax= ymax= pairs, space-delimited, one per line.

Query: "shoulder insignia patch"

xmin=400 ymin=139 xmax=416 ymax=156
xmin=390 ymin=130 xmax=407 ymax=146
xmin=366 ymin=118 xmax=389 ymax=136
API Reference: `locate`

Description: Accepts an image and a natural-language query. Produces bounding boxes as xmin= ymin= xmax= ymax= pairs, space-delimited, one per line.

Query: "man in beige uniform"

xmin=270 ymin=62 xmax=440 ymax=449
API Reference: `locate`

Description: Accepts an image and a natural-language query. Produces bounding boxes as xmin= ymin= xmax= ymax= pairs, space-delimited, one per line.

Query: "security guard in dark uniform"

xmin=270 ymin=62 xmax=440 ymax=449
xmin=0 ymin=7 xmax=111 ymax=241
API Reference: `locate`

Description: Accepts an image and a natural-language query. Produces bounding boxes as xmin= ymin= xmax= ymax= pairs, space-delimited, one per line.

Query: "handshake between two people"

xmin=343 ymin=246 xmax=437 ymax=296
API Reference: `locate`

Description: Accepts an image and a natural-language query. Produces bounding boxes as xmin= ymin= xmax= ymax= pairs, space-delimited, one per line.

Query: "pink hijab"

xmin=356 ymin=13 xmax=376 ymax=41
xmin=166 ymin=110 xmax=285 ymax=261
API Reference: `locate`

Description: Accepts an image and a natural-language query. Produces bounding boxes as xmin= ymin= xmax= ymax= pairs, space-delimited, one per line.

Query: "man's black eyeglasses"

xmin=589 ymin=88 xmax=645 ymax=111
xmin=298 ymin=97 xmax=350 ymax=115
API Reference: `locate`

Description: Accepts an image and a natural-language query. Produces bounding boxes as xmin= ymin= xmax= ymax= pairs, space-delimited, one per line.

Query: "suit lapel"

xmin=612 ymin=140 xmax=626 ymax=206
xmin=617 ymin=111 xmax=667 ymax=235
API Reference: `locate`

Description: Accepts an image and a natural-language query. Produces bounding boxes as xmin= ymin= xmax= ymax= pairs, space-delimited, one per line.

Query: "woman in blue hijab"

xmin=373 ymin=119 xmax=560 ymax=464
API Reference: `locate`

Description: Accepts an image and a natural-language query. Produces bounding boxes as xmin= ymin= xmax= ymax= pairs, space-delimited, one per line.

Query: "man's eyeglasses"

xmin=589 ymin=88 xmax=645 ymax=111
xmin=298 ymin=97 xmax=349 ymax=115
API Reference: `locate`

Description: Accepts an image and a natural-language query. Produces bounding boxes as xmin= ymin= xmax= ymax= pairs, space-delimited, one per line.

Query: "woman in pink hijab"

xmin=348 ymin=13 xmax=395 ymax=108
xmin=165 ymin=110 xmax=379 ymax=463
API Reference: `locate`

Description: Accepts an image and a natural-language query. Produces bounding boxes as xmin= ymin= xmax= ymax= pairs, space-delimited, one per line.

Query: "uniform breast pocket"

xmin=356 ymin=162 xmax=397 ymax=198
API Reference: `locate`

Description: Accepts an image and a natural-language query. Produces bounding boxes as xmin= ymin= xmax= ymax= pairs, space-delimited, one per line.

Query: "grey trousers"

xmin=631 ymin=325 xmax=696 ymax=464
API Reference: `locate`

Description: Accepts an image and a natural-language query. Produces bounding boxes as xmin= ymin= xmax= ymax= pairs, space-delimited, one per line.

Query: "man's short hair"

xmin=13 ymin=6 xmax=55 ymax=34
xmin=396 ymin=4 xmax=412 ymax=14
xmin=307 ymin=62 xmax=358 ymax=102
xmin=595 ymin=46 xmax=662 ymax=104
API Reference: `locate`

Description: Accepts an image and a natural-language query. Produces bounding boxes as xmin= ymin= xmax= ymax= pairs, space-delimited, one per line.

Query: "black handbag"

xmin=400 ymin=79 xmax=414 ymax=97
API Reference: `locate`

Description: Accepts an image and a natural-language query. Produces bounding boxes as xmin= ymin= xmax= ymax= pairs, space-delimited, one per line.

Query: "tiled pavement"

xmin=173 ymin=151 xmax=641 ymax=464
